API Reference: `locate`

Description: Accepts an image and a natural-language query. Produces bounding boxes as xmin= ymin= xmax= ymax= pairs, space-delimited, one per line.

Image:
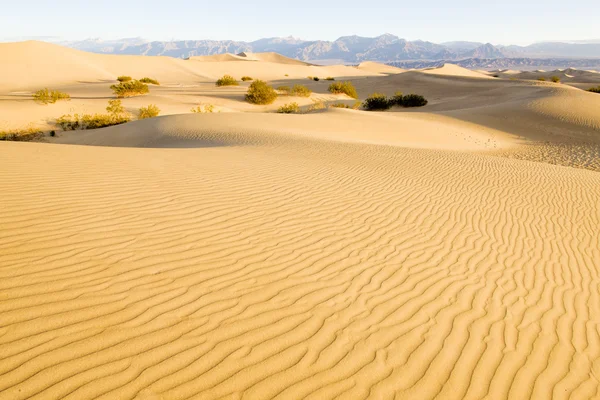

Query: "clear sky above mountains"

xmin=1 ymin=0 xmax=597 ymax=45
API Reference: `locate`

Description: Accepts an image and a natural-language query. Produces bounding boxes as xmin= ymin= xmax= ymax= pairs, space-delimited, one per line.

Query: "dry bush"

xmin=328 ymin=81 xmax=358 ymax=99
xmin=277 ymin=86 xmax=291 ymax=95
xmin=56 ymin=113 xmax=131 ymax=130
xmin=191 ymin=104 xmax=215 ymax=113
xmin=138 ymin=104 xmax=160 ymax=119
xmin=117 ymin=76 xmax=132 ymax=82
xmin=588 ymin=86 xmax=600 ymax=93
xmin=110 ymin=80 xmax=149 ymax=98
xmin=325 ymin=77 xmax=335 ymax=81
xmin=277 ymin=102 xmax=300 ymax=113
xmin=400 ymin=94 xmax=428 ymax=107
xmin=537 ymin=77 xmax=546 ymax=81
xmin=0 ymin=125 xmax=43 ymax=141
xmin=139 ymin=77 xmax=160 ymax=85
xmin=551 ymin=76 xmax=561 ymax=83
xmin=291 ymin=84 xmax=311 ymax=97
xmin=33 ymin=88 xmax=70 ymax=104
xmin=241 ymin=76 xmax=253 ymax=81
xmin=362 ymin=93 xmax=392 ymax=111
xmin=216 ymin=75 xmax=239 ymax=87
xmin=245 ymin=80 xmax=278 ymax=105
xmin=307 ymin=99 xmax=327 ymax=112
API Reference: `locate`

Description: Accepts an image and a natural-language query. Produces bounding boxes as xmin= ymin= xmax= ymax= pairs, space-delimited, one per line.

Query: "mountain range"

xmin=59 ymin=34 xmax=600 ymax=64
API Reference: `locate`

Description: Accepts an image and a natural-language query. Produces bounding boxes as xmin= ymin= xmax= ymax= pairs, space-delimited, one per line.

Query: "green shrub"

xmin=56 ymin=113 xmax=131 ymax=130
xmin=139 ymin=77 xmax=160 ymax=85
xmin=400 ymin=94 xmax=428 ymax=107
xmin=216 ymin=75 xmax=239 ymax=87
xmin=551 ymin=76 xmax=560 ymax=83
xmin=328 ymin=81 xmax=358 ymax=99
xmin=588 ymin=86 xmax=600 ymax=93
xmin=138 ymin=104 xmax=160 ymax=119
xmin=106 ymin=99 xmax=126 ymax=117
xmin=49 ymin=130 xmax=56 ymax=137
xmin=277 ymin=86 xmax=291 ymax=94
xmin=277 ymin=102 xmax=300 ymax=113
xmin=241 ymin=76 xmax=253 ymax=81
xmin=390 ymin=91 xmax=404 ymax=106
xmin=110 ymin=80 xmax=149 ymax=98
xmin=245 ymin=80 xmax=278 ymax=105
xmin=537 ymin=77 xmax=546 ymax=81
xmin=313 ymin=77 xmax=320 ymax=81
xmin=0 ymin=125 xmax=43 ymax=141
xmin=33 ymin=88 xmax=70 ymax=104
xmin=325 ymin=77 xmax=335 ymax=81
xmin=191 ymin=104 xmax=215 ymax=113
xmin=362 ymin=93 xmax=392 ymax=111
xmin=291 ymin=84 xmax=311 ymax=97
xmin=117 ymin=76 xmax=132 ymax=82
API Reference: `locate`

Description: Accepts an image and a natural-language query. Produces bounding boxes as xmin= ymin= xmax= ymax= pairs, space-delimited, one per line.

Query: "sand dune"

xmin=1 ymin=41 xmax=600 ymax=400
xmin=421 ymin=64 xmax=494 ymax=79
xmin=357 ymin=61 xmax=405 ymax=74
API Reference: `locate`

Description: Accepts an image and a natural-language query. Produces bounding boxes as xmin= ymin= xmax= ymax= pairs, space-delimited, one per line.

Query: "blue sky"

xmin=1 ymin=0 xmax=597 ymax=45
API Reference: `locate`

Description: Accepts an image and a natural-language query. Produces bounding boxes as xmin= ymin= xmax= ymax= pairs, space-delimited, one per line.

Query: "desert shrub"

xmin=325 ymin=77 xmax=335 ymax=81
xmin=307 ymin=99 xmax=327 ymax=112
xmin=330 ymin=103 xmax=350 ymax=108
xmin=285 ymin=74 xmax=289 ymax=77
xmin=362 ymin=93 xmax=392 ymax=111
xmin=117 ymin=76 xmax=132 ymax=82
xmin=191 ymin=104 xmax=215 ymax=113
xmin=328 ymin=81 xmax=358 ymax=99
xmin=241 ymin=76 xmax=253 ymax=81
xmin=313 ymin=77 xmax=320 ymax=81
xmin=307 ymin=76 xmax=313 ymax=80
xmin=0 ymin=125 xmax=43 ymax=141
xmin=33 ymin=88 xmax=70 ymax=104
xmin=588 ymin=86 xmax=600 ymax=93
xmin=401 ymin=94 xmax=428 ymax=107
xmin=49 ymin=130 xmax=56 ymax=137
xmin=277 ymin=102 xmax=300 ymax=113
xmin=56 ymin=113 xmax=131 ymax=130
xmin=139 ymin=77 xmax=160 ymax=85
xmin=537 ymin=77 xmax=546 ymax=81
xmin=551 ymin=76 xmax=560 ymax=83
xmin=245 ymin=80 xmax=278 ymax=105
xmin=106 ymin=99 xmax=126 ymax=117
xmin=216 ymin=75 xmax=239 ymax=87
xmin=110 ymin=80 xmax=149 ymax=98
xmin=492 ymin=74 xmax=499 ymax=78
xmin=277 ymin=86 xmax=291 ymax=94
xmin=291 ymin=84 xmax=311 ymax=97
xmin=390 ymin=91 xmax=404 ymax=106
xmin=138 ymin=104 xmax=160 ymax=119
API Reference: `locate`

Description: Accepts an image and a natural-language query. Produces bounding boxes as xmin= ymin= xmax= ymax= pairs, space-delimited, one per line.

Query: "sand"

xmin=1 ymin=41 xmax=600 ymax=400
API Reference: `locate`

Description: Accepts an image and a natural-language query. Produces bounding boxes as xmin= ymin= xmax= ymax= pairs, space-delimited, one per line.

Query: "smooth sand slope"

xmin=1 ymin=41 xmax=600 ymax=400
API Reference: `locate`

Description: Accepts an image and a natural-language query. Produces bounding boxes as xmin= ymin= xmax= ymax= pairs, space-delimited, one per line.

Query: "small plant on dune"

xmin=329 ymin=102 xmax=350 ymax=108
xmin=216 ymin=75 xmax=239 ymax=87
xmin=33 ymin=88 xmax=70 ymax=104
xmin=588 ymin=86 xmax=600 ymax=93
xmin=110 ymin=80 xmax=149 ymax=98
xmin=325 ymin=77 xmax=335 ymax=81
xmin=313 ymin=77 xmax=320 ymax=81
xmin=328 ymin=81 xmax=358 ymax=99
xmin=191 ymin=104 xmax=215 ymax=113
xmin=277 ymin=86 xmax=291 ymax=95
xmin=56 ymin=113 xmax=131 ymax=130
xmin=138 ymin=104 xmax=160 ymax=119
xmin=362 ymin=93 xmax=392 ymax=111
xmin=139 ymin=77 xmax=160 ymax=85
xmin=551 ymin=76 xmax=561 ymax=83
xmin=0 ymin=125 xmax=43 ymax=141
xmin=400 ymin=94 xmax=428 ymax=107
xmin=241 ymin=76 xmax=253 ymax=81
xmin=245 ymin=80 xmax=278 ymax=105
xmin=291 ymin=84 xmax=311 ymax=97
xmin=277 ymin=102 xmax=300 ymax=114
xmin=307 ymin=99 xmax=327 ymax=112
xmin=117 ymin=76 xmax=132 ymax=82
xmin=537 ymin=77 xmax=546 ymax=81
xmin=285 ymin=74 xmax=289 ymax=77
xmin=106 ymin=99 xmax=126 ymax=117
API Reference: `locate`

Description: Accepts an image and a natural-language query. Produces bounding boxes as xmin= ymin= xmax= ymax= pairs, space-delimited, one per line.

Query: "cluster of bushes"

xmin=539 ymin=76 xmax=560 ymax=83
xmin=0 ymin=125 xmax=43 ymax=141
xmin=110 ymin=80 xmax=149 ymax=98
xmin=588 ymin=86 xmax=600 ymax=93
xmin=277 ymin=103 xmax=300 ymax=113
xmin=328 ymin=81 xmax=358 ymax=99
xmin=245 ymin=80 xmax=278 ymax=105
xmin=241 ymin=76 xmax=253 ymax=81
xmin=138 ymin=104 xmax=160 ymax=119
xmin=33 ymin=88 xmax=71 ymax=104
xmin=191 ymin=104 xmax=215 ymax=113
xmin=278 ymin=84 xmax=311 ymax=97
xmin=56 ymin=99 xmax=132 ymax=130
xmin=216 ymin=75 xmax=239 ymax=87
xmin=362 ymin=92 xmax=428 ymax=111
